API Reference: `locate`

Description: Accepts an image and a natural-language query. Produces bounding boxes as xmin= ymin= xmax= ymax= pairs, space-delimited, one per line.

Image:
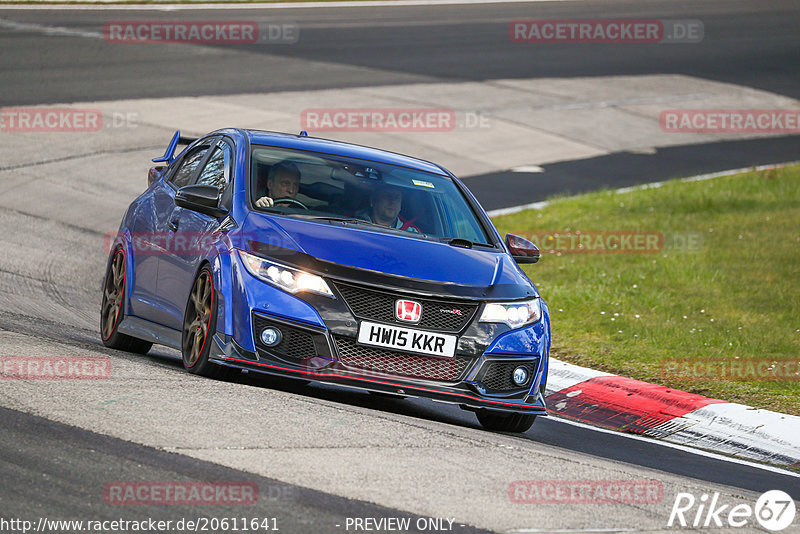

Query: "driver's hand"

xmin=255 ymin=196 xmax=274 ymax=208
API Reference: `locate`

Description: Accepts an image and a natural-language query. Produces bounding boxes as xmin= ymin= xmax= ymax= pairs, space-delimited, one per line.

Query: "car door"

xmin=136 ymin=139 xmax=215 ymax=327
xmin=157 ymin=138 xmax=233 ymax=330
xmin=126 ymin=174 xmax=163 ymax=322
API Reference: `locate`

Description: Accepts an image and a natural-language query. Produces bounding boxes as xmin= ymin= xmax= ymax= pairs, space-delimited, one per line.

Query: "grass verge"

xmin=492 ymin=165 xmax=800 ymax=415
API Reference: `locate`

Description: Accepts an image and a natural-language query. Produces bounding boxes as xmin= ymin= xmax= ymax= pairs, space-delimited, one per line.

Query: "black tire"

xmin=476 ymin=410 xmax=537 ymax=433
xmin=181 ymin=266 xmax=234 ymax=379
xmin=101 ymin=248 xmax=153 ymax=354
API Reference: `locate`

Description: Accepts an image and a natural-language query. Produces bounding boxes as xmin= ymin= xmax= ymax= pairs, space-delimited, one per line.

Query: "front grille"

xmin=481 ymin=360 xmax=539 ymax=391
xmin=334 ymin=336 xmax=471 ymax=382
xmin=334 ymin=283 xmax=478 ymax=333
xmin=253 ymin=315 xmax=317 ymax=360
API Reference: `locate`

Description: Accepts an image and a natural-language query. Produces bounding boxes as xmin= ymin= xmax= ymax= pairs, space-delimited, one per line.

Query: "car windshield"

xmin=250 ymin=145 xmax=493 ymax=245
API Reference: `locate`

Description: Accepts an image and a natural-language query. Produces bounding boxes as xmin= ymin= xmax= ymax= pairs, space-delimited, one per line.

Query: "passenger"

xmin=356 ymin=185 xmax=420 ymax=232
xmin=255 ymin=161 xmax=301 ymax=208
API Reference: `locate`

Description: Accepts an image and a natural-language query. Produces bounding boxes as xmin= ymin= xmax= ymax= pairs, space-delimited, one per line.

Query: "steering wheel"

xmin=273 ymin=197 xmax=309 ymax=210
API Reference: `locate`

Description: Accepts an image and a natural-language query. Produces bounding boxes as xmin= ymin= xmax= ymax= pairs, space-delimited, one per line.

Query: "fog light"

xmin=260 ymin=327 xmax=282 ymax=347
xmin=512 ymin=366 xmax=529 ymax=386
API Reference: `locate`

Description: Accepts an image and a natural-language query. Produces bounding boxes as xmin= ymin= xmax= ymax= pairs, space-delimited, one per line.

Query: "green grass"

xmin=492 ymin=165 xmax=800 ymax=415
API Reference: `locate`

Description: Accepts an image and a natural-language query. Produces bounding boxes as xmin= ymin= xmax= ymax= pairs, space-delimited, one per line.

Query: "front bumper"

xmin=220 ymin=260 xmax=549 ymax=415
xmin=210 ymin=335 xmax=547 ymax=414
xmin=209 ymin=312 xmax=548 ymax=415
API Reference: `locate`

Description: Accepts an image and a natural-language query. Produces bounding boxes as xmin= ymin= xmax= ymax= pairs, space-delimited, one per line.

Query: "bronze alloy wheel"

xmin=183 ymin=269 xmax=214 ymax=368
xmin=101 ymin=250 xmax=125 ymax=341
xmin=100 ymin=249 xmax=152 ymax=354
xmin=181 ymin=267 xmax=233 ymax=379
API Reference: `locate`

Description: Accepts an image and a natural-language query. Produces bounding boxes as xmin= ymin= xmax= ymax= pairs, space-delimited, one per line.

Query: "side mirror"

xmin=506 ymin=233 xmax=540 ymax=264
xmin=148 ymin=166 xmax=165 ymax=187
xmin=175 ymin=184 xmax=228 ymax=218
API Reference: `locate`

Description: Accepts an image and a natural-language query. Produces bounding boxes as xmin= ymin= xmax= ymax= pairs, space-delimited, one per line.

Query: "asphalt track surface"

xmin=0 ymin=406 xmax=489 ymax=534
xmin=472 ymin=134 xmax=800 ymax=210
xmin=2 ymin=0 xmax=799 ymax=206
xmin=1 ymin=0 xmax=799 ymax=103
xmin=1 ymin=311 xmax=799 ymax=527
xmin=4 ymin=305 xmax=800 ymax=499
xmin=1 ymin=1 xmax=800 ymax=532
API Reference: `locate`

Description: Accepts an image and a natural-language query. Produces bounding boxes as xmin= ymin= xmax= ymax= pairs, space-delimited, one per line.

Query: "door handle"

xmin=167 ymin=216 xmax=180 ymax=232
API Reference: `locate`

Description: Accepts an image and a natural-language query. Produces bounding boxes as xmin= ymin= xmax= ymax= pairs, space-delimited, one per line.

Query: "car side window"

xmin=195 ymin=142 xmax=231 ymax=193
xmin=170 ymin=147 xmax=209 ymax=189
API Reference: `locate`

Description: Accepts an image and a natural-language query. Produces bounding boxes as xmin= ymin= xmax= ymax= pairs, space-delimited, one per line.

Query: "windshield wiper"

xmin=442 ymin=237 xmax=493 ymax=249
xmin=308 ymin=216 xmax=440 ymax=239
xmin=306 ymin=216 xmax=386 ymax=228
xmin=442 ymin=237 xmax=474 ymax=248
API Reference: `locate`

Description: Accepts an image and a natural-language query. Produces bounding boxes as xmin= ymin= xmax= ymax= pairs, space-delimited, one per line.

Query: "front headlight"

xmin=479 ymin=298 xmax=542 ymax=328
xmin=238 ymin=250 xmax=334 ymax=298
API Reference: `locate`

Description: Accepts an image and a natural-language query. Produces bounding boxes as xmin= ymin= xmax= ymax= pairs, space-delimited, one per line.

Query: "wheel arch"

xmin=105 ymin=230 xmax=135 ymax=319
xmin=191 ymin=254 xmax=232 ymax=338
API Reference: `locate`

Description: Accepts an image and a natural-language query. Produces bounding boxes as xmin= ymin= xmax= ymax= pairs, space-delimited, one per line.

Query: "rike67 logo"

xmin=668 ymin=490 xmax=796 ymax=531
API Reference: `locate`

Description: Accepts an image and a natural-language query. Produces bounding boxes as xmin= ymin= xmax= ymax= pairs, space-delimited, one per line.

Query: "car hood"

xmin=238 ymin=214 xmax=539 ymax=299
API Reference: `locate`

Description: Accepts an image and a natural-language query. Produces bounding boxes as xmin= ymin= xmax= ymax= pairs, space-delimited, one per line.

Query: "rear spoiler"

xmin=152 ymin=130 xmax=198 ymax=164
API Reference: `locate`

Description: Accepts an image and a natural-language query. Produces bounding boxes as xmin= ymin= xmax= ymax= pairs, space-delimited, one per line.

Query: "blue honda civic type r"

xmin=101 ymin=128 xmax=550 ymax=432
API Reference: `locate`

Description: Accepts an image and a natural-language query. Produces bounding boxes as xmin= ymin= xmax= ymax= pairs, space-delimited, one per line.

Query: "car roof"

xmin=237 ymin=129 xmax=450 ymax=177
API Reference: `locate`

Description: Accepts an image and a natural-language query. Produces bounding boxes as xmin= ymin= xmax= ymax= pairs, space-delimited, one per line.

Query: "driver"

xmin=255 ymin=161 xmax=301 ymax=208
xmin=355 ymin=185 xmax=420 ymax=233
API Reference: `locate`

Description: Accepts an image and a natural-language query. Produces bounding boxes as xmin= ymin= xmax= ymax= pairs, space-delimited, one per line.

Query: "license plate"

xmin=356 ymin=321 xmax=457 ymax=358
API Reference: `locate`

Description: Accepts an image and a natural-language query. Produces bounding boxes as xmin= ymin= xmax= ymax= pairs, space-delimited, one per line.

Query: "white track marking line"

xmin=508 ymin=529 xmax=638 ymax=533
xmin=546 ymin=415 xmax=800 ymax=478
xmin=487 ymin=160 xmax=800 ymax=217
xmin=0 ymin=0 xmax=579 ymax=10
xmin=0 ymin=16 xmax=103 ymax=38
xmin=511 ymin=165 xmax=545 ymax=173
